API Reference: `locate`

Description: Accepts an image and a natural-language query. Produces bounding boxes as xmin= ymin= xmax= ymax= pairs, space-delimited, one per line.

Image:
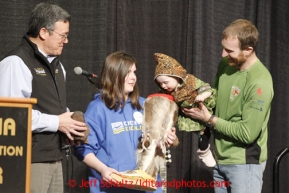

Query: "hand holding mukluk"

xmin=70 ymin=111 xmax=90 ymax=143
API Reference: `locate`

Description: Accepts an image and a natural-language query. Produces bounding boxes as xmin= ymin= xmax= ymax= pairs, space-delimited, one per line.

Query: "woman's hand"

xmin=100 ymin=166 xmax=119 ymax=183
xmin=166 ymin=127 xmax=179 ymax=147
xmin=83 ymin=153 xmax=120 ymax=184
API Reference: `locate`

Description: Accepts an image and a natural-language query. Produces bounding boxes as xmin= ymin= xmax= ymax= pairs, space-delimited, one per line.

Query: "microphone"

xmin=74 ymin=67 xmax=97 ymax=78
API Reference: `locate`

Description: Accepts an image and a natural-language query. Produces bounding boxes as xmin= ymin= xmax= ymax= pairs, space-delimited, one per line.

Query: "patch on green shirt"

xmin=230 ymin=86 xmax=240 ymax=100
xmin=249 ymin=98 xmax=264 ymax=112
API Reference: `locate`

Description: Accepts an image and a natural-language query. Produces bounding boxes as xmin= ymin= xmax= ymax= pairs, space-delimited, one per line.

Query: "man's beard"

xmin=228 ymin=53 xmax=246 ymax=69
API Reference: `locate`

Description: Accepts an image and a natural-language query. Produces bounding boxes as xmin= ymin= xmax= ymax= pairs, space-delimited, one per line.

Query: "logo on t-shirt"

xmin=249 ymin=98 xmax=264 ymax=112
xmin=230 ymin=86 xmax=240 ymax=100
xmin=111 ymin=120 xmax=142 ymax=134
xmin=257 ymin=87 xmax=262 ymax=96
xmin=111 ymin=122 xmax=125 ymax=134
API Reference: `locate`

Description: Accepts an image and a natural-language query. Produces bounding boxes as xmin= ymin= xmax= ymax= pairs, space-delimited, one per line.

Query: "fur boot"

xmin=135 ymin=94 xmax=179 ymax=179
xmin=197 ymin=144 xmax=216 ymax=167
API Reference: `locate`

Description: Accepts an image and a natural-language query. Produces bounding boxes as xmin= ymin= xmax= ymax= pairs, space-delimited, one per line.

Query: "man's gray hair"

xmin=27 ymin=2 xmax=71 ymax=37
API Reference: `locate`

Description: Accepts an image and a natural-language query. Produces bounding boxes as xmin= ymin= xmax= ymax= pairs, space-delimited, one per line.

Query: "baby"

xmin=154 ymin=53 xmax=216 ymax=167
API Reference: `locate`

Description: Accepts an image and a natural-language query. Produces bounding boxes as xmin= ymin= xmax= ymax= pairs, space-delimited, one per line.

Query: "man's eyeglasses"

xmin=51 ymin=30 xmax=68 ymax=41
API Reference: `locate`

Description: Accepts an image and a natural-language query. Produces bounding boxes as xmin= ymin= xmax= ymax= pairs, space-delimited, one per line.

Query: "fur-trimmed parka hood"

xmin=154 ymin=53 xmax=187 ymax=82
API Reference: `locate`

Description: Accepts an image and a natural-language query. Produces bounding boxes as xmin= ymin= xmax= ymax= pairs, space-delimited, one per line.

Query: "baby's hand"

xmin=195 ymin=95 xmax=205 ymax=102
xmin=195 ymin=91 xmax=212 ymax=102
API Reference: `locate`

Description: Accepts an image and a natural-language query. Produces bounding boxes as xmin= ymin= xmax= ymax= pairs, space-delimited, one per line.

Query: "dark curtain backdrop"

xmin=0 ymin=1 xmax=288 ymax=193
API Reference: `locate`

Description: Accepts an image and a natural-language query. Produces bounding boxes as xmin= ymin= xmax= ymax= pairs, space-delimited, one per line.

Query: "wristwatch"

xmin=206 ymin=115 xmax=215 ymax=128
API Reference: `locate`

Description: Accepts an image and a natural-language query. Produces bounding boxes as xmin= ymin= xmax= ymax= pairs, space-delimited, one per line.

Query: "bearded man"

xmin=182 ymin=19 xmax=274 ymax=193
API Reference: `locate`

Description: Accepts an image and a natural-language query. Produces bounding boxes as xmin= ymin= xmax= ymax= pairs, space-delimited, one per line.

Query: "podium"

xmin=0 ymin=97 xmax=37 ymax=193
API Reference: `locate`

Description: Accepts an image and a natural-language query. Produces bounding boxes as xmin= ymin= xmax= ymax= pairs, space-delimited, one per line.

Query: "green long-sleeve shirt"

xmin=213 ymin=57 xmax=274 ymax=164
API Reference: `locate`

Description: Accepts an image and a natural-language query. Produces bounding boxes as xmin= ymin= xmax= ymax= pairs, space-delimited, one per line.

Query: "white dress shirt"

xmin=0 ymin=51 xmax=67 ymax=133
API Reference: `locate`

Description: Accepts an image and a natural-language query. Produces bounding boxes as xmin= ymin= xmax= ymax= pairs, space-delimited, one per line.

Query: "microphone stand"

xmin=86 ymin=76 xmax=96 ymax=85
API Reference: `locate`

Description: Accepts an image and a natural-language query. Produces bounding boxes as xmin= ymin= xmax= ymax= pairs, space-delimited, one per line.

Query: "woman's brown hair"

xmin=100 ymin=51 xmax=142 ymax=111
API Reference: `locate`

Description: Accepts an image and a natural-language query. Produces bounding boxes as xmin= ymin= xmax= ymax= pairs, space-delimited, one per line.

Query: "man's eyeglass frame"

xmin=51 ymin=30 xmax=68 ymax=41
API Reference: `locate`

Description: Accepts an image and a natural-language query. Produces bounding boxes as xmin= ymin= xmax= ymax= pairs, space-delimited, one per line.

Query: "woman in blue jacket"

xmin=74 ymin=51 xmax=177 ymax=193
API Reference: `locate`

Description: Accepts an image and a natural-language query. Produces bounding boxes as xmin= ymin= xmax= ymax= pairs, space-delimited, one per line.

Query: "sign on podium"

xmin=0 ymin=97 xmax=36 ymax=193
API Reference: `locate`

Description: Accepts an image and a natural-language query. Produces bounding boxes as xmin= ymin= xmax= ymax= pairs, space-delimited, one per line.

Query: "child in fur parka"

xmin=154 ymin=53 xmax=216 ymax=167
